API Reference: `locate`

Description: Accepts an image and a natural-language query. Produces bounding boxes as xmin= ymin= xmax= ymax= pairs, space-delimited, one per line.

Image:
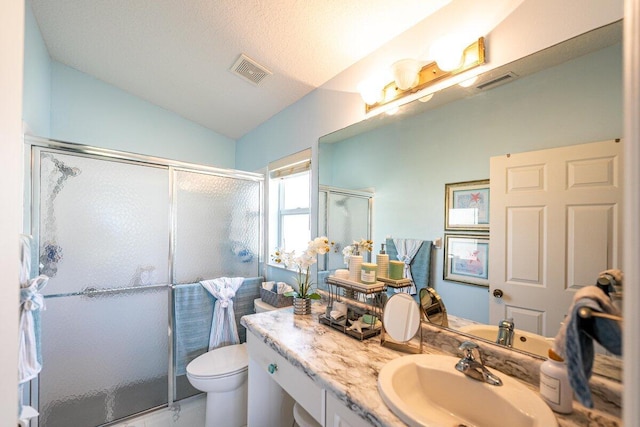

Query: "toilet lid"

xmin=187 ymin=343 xmax=248 ymax=378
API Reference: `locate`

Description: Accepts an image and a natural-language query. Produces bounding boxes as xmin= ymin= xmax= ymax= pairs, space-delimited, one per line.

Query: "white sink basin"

xmin=458 ymin=324 xmax=554 ymax=358
xmin=378 ymin=354 xmax=557 ymax=427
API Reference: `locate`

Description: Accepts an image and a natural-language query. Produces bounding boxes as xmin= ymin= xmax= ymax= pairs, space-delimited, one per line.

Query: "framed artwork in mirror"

xmin=444 ymin=179 xmax=490 ymax=231
xmin=444 ymin=234 xmax=489 ymax=287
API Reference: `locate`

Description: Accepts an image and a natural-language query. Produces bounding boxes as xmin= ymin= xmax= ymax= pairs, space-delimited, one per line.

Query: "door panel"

xmin=35 ymin=150 xmax=170 ymax=426
xmin=489 ymin=140 xmax=622 ymax=337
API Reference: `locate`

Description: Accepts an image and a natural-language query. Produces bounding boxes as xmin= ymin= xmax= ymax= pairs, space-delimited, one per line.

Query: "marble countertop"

xmin=241 ymin=303 xmax=621 ymax=427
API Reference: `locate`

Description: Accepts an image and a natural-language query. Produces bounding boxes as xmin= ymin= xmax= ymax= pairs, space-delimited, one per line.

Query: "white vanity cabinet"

xmin=246 ymin=332 xmax=324 ymax=426
xmin=246 ymin=332 xmax=372 ymax=427
xmin=325 ymin=394 xmax=372 ymax=427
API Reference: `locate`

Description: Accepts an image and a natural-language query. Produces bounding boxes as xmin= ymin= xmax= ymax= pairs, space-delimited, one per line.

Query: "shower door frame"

xmin=318 ymin=185 xmax=373 ymax=271
xmin=25 ymin=135 xmax=264 ymax=426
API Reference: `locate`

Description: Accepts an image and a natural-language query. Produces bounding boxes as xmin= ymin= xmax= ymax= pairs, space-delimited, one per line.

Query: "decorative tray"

xmin=319 ymin=314 xmax=381 ymax=341
xmin=325 ymin=276 xmax=386 ymax=293
xmin=377 ymin=277 xmax=412 ymax=288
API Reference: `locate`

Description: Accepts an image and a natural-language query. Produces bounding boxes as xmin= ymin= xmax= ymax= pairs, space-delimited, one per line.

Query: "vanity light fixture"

xmin=360 ymin=37 xmax=485 ymax=114
xmin=391 ymin=59 xmax=423 ymax=90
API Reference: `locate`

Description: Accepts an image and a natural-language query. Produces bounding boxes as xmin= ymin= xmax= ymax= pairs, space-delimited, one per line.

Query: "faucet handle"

xmin=458 ymin=341 xmax=480 ymax=360
xmin=498 ymin=318 xmax=514 ymax=330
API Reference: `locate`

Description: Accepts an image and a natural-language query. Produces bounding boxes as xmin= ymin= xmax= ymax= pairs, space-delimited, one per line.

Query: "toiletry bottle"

xmin=376 ymin=243 xmax=389 ymax=278
xmin=348 ymin=244 xmax=362 ymax=283
xmin=539 ymin=349 xmax=573 ymax=414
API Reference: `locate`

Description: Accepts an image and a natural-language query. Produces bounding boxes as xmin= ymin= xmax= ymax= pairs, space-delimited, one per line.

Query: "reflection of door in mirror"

xmin=489 ymin=139 xmax=622 ymax=337
xmin=318 ymin=186 xmax=372 ymax=271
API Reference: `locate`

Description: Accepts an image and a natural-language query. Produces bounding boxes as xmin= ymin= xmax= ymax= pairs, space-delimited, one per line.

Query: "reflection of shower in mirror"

xmin=318 ymin=186 xmax=373 ymax=271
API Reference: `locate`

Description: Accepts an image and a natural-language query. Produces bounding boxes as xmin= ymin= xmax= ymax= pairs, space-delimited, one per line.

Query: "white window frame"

xmin=267 ymin=149 xmax=311 ymax=268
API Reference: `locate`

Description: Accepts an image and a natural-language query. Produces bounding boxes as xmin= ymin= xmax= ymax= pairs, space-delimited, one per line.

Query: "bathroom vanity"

xmin=241 ymin=304 xmax=621 ymax=427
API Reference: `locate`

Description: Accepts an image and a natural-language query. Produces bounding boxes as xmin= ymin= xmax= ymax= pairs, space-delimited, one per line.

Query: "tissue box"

xmin=260 ymin=286 xmax=293 ymax=308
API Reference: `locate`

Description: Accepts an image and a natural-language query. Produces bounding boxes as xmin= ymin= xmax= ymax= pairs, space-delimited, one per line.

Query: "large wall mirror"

xmin=317 ymin=21 xmax=622 ymax=378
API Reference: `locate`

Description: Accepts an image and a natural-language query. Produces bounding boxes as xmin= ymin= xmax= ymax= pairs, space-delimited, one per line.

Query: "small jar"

xmin=539 ymin=349 xmax=573 ymax=414
xmin=361 ymin=262 xmax=377 ymax=284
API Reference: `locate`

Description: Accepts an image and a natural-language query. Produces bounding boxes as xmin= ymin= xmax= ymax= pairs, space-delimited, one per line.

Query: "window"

xmin=268 ymin=149 xmax=311 ymax=264
xmin=277 ymin=172 xmax=310 ymax=253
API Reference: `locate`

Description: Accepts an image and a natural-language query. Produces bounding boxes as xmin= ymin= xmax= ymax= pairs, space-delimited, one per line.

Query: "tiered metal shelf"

xmin=320 ymin=276 xmax=387 ymax=341
xmin=377 ymin=276 xmax=412 ymax=290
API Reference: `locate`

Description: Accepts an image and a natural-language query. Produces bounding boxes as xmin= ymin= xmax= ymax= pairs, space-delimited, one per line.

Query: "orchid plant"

xmin=271 ymin=236 xmax=332 ymax=299
xmin=341 ymin=238 xmax=374 ymax=265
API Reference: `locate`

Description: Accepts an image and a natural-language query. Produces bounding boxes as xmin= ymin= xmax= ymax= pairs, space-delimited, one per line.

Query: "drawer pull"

xmin=268 ymin=363 xmax=278 ymax=374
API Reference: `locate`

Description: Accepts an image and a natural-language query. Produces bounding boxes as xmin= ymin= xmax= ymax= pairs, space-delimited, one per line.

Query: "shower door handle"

xmin=45 ymin=283 xmax=170 ymax=299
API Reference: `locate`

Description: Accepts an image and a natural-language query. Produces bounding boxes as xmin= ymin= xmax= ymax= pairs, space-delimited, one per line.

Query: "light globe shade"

xmin=391 ymin=59 xmax=422 ymax=90
xmin=458 ymin=75 xmax=478 ymax=87
xmin=430 ymin=35 xmax=469 ymax=72
xmin=418 ymin=93 xmax=434 ymax=103
xmin=357 ymin=80 xmax=383 ymax=105
xmin=357 ymin=70 xmax=390 ymax=105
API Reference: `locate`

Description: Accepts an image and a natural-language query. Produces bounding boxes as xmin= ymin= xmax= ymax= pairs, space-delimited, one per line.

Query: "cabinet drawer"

xmin=247 ymin=333 xmax=324 ymax=424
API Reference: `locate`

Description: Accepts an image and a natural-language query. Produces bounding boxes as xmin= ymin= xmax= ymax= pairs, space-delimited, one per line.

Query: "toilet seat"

xmin=187 ymin=343 xmax=248 ymax=379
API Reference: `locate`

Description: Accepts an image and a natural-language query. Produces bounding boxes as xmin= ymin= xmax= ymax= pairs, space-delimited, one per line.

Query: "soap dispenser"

xmin=376 ymin=243 xmax=389 ymax=278
xmin=348 ymin=243 xmax=362 ymax=283
xmin=539 ymin=349 xmax=573 ymax=414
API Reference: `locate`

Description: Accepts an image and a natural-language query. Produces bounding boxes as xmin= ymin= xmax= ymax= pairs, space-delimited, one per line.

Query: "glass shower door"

xmin=171 ymin=169 xmax=261 ymax=401
xmin=318 ymin=188 xmax=372 ymax=271
xmin=35 ymin=150 xmax=170 ymax=427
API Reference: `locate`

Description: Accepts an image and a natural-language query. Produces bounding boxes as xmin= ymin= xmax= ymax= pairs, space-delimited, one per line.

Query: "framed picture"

xmin=444 ymin=179 xmax=490 ymax=231
xmin=444 ymin=234 xmax=489 ymax=287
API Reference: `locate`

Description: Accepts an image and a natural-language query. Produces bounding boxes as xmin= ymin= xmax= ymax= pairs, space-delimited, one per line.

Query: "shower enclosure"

xmin=317 ymin=185 xmax=372 ymax=274
xmin=26 ymin=137 xmax=262 ymax=427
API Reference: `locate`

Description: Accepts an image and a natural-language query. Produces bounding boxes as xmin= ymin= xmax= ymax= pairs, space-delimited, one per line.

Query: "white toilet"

xmin=186 ymin=343 xmax=249 ymax=427
xmin=186 ymin=298 xmax=278 ymax=427
xmin=254 ymin=297 xmax=277 ymax=313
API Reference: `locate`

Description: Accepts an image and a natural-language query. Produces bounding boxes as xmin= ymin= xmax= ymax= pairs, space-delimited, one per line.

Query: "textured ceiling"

xmin=29 ymin=0 xmax=452 ymax=139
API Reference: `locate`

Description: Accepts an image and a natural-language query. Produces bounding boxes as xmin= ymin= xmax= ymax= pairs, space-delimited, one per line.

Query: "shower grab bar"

xmin=44 ymin=283 xmax=170 ymax=299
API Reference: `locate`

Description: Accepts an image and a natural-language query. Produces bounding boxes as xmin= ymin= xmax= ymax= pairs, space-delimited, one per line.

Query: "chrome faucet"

xmin=455 ymin=341 xmax=503 ymax=386
xmin=495 ymin=318 xmax=515 ymax=348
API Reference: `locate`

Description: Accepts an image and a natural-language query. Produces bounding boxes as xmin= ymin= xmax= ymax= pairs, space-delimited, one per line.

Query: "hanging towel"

xmin=392 ymin=238 xmax=423 ymax=295
xmin=18 ymin=235 xmax=49 ymax=384
xmin=174 ymin=283 xmax=215 ymax=376
xmin=553 ymin=286 xmax=622 ymax=408
xmin=200 ymin=277 xmax=245 ymax=350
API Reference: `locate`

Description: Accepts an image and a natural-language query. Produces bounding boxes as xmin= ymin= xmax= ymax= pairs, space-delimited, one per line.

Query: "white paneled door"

xmin=489 ymin=140 xmax=622 ymax=337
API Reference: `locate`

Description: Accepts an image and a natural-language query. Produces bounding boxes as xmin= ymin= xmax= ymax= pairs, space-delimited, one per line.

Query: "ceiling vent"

xmin=476 ymin=72 xmax=518 ymax=91
xmin=230 ymin=54 xmax=272 ymax=86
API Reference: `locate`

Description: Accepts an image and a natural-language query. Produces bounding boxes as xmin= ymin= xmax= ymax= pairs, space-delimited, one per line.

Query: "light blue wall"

xmin=50 ymin=62 xmax=235 ymax=167
xmin=320 ymin=44 xmax=623 ymax=323
xmin=23 ymin=0 xmax=234 ymax=168
xmin=236 ymin=83 xmax=365 ymax=283
xmin=236 ymin=88 xmax=363 ymax=172
xmin=23 ymin=1 xmax=51 ymax=137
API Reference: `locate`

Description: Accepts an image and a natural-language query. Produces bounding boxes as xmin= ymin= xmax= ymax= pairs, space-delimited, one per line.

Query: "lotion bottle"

xmin=348 ymin=244 xmax=362 ymax=283
xmin=539 ymin=349 xmax=573 ymax=414
xmin=376 ymin=243 xmax=389 ymax=278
